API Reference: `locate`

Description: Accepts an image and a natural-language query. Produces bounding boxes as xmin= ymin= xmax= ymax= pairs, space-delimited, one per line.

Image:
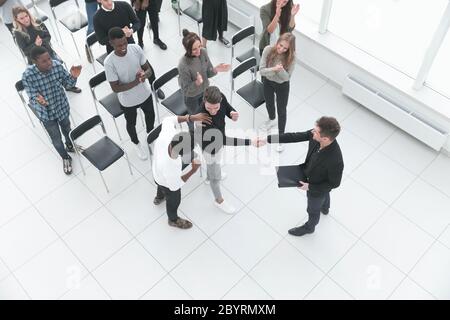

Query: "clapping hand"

xmin=214 ymin=63 xmax=231 ymax=73
xmin=291 ymin=3 xmax=300 ymax=16
xmin=195 ymin=72 xmax=203 ymax=86
xmin=70 ymin=65 xmax=82 ymax=78
xmin=275 ymin=2 xmax=282 ymax=18
xmin=273 ymin=63 xmax=284 ymax=72
xmin=36 ymin=94 xmax=48 ymax=107
xmin=122 ymin=26 xmax=133 ymax=37
xmin=230 ymin=111 xmax=239 ymax=121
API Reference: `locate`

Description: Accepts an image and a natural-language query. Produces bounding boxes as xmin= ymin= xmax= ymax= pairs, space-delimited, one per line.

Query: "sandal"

xmin=63 ymin=158 xmax=72 ymax=175
xmin=168 ymin=218 xmax=192 ymax=229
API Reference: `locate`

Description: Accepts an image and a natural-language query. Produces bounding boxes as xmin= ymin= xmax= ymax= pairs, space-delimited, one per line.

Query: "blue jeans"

xmin=85 ymin=1 xmax=99 ymax=35
xmin=42 ymin=116 xmax=72 ymax=160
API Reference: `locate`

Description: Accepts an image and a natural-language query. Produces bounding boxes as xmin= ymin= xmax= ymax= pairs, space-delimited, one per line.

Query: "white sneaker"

xmin=259 ymin=119 xmax=277 ymax=131
xmin=276 ymin=144 xmax=284 ymax=153
xmin=134 ymin=142 xmax=148 ymax=160
xmin=214 ymin=199 xmax=236 ymax=214
xmin=204 ymin=171 xmax=227 ymax=185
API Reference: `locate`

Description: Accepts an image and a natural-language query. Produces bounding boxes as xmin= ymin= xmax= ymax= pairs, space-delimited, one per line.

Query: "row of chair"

xmin=14 ymin=54 xmax=264 ymax=192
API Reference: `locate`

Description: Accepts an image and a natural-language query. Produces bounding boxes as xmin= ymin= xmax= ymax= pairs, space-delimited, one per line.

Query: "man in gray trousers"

xmin=195 ymin=86 xmax=252 ymax=214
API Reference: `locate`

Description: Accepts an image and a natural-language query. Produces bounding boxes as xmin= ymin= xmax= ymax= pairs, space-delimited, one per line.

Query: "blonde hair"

xmin=12 ymin=6 xmax=40 ymax=33
xmin=266 ymin=33 xmax=296 ymax=69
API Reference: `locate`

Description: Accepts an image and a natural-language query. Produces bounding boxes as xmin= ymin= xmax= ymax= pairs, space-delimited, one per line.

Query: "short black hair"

xmin=170 ymin=132 xmax=195 ymax=157
xmin=203 ymin=86 xmax=222 ymax=104
xmin=108 ymin=27 xmax=125 ymax=41
xmin=30 ymin=46 xmax=48 ymax=61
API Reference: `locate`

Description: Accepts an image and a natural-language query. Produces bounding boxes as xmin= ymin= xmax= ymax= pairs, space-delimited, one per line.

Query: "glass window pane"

xmin=328 ymin=0 xmax=448 ymax=78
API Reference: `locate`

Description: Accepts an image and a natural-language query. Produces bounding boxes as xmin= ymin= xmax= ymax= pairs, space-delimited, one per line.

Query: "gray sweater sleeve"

xmin=259 ymin=46 xmax=276 ymax=78
xmin=178 ymin=58 xmax=199 ymax=97
xmin=204 ymin=51 xmax=217 ymax=79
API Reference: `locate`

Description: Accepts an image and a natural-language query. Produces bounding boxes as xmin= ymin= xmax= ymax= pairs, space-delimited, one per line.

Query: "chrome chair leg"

xmin=124 ymin=152 xmax=134 ymax=176
xmin=99 ymin=171 xmax=109 ymax=193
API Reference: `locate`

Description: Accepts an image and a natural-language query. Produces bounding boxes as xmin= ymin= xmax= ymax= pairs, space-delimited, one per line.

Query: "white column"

xmin=319 ymin=0 xmax=333 ymax=34
xmin=413 ymin=1 xmax=450 ymax=90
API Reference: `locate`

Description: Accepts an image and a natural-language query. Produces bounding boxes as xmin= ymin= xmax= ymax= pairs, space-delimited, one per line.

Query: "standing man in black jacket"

xmin=93 ymin=0 xmax=141 ymax=54
xmin=258 ymin=116 xmax=344 ymax=236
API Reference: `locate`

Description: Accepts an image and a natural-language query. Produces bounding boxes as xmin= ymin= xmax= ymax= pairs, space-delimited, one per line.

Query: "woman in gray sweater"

xmin=178 ymin=29 xmax=230 ymax=120
xmin=259 ymin=0 xmax=299 ymax=55
xmin=259 ymin=32 xmax=296 ymax=152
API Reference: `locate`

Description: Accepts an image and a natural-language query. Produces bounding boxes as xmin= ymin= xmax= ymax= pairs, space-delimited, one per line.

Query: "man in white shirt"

xmin=104 ymin=27 xmax=155 ymax=160
xmin=152 ymin=113 xmax=212 ymax=229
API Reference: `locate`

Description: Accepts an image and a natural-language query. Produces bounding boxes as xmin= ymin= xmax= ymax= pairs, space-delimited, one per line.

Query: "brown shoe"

xmin=168 ymin=217 xmax=192 ymax=229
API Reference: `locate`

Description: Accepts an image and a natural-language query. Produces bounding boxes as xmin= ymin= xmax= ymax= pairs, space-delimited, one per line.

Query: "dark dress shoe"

xmin=321 ymin=208 xmax=329 ymax=215
xmin=154 ymin=38 xmax=167 ymax=50
xmin=288 ymin=226 xmax=314 ymax=237
xmin=65 ymin=86 xmax=82 ymax=93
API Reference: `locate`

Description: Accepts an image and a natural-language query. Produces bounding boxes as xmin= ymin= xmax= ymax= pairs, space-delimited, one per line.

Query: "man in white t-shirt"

xmin=104 ymin=26 xmax=155 ymax=160
xmin=152 ymin=113 xmax=212 ymax=229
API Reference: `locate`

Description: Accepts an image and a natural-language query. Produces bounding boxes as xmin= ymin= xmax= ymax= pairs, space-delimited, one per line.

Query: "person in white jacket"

xmin=152 ymin=113 xmax=211 ymax=229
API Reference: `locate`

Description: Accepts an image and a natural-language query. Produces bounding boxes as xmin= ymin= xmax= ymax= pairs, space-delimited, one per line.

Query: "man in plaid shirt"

xmin=22 ymin=46 xmax=82 ymax=175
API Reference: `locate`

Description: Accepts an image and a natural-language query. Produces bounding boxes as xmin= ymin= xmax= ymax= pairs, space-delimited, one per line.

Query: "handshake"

xmin=251 ymin=137 xmax=267 ymax=148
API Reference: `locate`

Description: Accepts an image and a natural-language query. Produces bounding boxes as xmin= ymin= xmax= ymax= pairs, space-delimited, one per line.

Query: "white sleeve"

xmin=104 ymin=59 xmax=118 ymax=82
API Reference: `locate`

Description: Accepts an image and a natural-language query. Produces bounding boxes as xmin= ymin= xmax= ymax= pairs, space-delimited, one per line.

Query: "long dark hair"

xmin=182 ymin=29 xmax=201 ymax=58
xmin=271 ymin=0 xmax=293 ymax=34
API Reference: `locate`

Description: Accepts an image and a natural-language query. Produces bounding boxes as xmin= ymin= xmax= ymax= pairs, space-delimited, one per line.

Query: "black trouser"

xmin=263 ymin=77 xmax=289 ymax=134
xmin=156 ymin=184 xmax=180 ymax=221
xmin=135 ymin=0 xmax=162 ymax=43
xmin=304 ymin=191 xmax=330 ymax=232
xmin=121 ymin=94 xmax=155 ymax=144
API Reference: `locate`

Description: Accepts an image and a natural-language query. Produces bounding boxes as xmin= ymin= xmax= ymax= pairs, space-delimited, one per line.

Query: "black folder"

xmin=276 ymin=164 xmax=307 ymax=188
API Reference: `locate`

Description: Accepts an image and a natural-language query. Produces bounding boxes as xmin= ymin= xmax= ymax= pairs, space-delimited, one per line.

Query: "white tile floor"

xmin=0 ymin=0 xmax=449 ymax=300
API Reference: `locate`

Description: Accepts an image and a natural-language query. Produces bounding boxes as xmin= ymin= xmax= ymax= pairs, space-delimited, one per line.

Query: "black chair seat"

xmin=183 ymin=3 xmax=202 ymax=23
xmin=82 ymin=136 xmax=124 ymax=171
xmin=96 ymin=52 xmax=107 ymax=66
xmin=236 ymin=48 xmax=260 ymax=64
xmin=236 ymin=80 xmax=265 ymax=109
xmin=99 ymin=93 xmax=123 ymax=118
xmin=59 ymin=11 xmax=88 ymax=32
xmin=161 ymin=89 xmax=188 ymax=116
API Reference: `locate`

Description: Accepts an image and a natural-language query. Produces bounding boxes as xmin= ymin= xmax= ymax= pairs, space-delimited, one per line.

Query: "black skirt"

xmin=202 ymin=0 xmax=228 ymax=40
